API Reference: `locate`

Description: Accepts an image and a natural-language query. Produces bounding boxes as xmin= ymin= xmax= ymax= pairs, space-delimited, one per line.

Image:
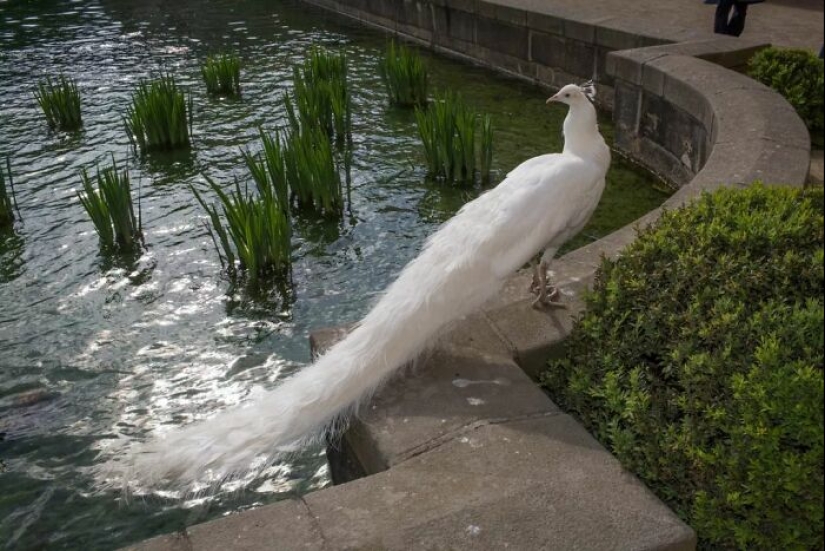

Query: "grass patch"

xmin=1 ymin=158 xmax=18 ymax=229
xmin=34 ymin=75 xmax=82 ymax=131
xmin=124 ymin=74 xmax=193 ymax=154
xmin=201 ymin=54 xmax=241 ymax=97
xmin=244 ymin=127 xmax=343 ymax=217
xmin=379 ymin=41 xmax=429 ymax=108
xmin=77 ymin=157 xmax=142 ymax=252
xmin=191 ymin=174 xmax=291 ymax=283
xmin=416 ymin=91 xmax=493 ymax=184
xmin=286 ymin=46 xmax=351 ymax=144
xmin=284 ymin=125 xmax=344 ymax=215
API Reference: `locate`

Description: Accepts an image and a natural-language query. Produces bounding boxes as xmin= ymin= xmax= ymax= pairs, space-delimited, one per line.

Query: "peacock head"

xmin=547 ymin=81 xmax=597 ymax=106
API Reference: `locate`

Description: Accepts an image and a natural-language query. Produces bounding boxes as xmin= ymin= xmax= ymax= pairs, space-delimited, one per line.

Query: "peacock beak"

xmin=546 ymin=94 xmax=560 ymax=104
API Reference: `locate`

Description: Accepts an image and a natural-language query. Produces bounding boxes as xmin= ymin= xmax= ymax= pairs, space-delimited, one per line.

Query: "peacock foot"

xmin=531 ymin=286 xmax=567 ymax=309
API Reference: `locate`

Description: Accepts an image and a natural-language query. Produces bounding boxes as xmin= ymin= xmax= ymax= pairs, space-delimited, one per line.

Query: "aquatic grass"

xmin=34 ymin=75 xmax=82 ymax=131
xmin=479 ymin=114 xmax=494 ymax=184
xmin=379 ymin=41 xmax=429 ymax=108
xmin=242 ymin=129 xmax=290 ymax=208
xmin=201 ymin=54 xmax=241 ymax=96
xmin=286 ymin=46 xmax=351 ymax=143
xmin=77 ymin=158 xmax=141 ymax=252
xmin=1 ymin=158 xmax=18 ymax=229
xmin=124 ymin=75 xmax=193 ymax=153
xmin=283 ymin=125 xmax=343 ymax=216
xmin=416 ymin=91 xmax=493 ymax=184
xmin=191 ymin=175 xmax=291 ymax=282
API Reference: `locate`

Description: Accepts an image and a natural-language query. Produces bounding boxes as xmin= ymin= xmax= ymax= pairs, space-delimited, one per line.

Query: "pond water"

xmin=0 ymin=0 xmax=671 ymax=549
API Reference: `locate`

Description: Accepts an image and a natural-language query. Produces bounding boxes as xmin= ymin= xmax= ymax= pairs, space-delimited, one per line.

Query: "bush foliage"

xmin=748 ymin=47 xmax=824 ymax=137
xmin=542 ymin=185 xmax=824 ymax=550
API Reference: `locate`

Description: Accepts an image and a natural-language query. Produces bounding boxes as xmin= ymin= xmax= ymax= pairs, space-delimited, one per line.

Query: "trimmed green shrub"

xmin=77 ymin=158 xmax=142 ymax=252
xmin=1 ymin=158 xmax=17 ymax=229
xmin=542 ymin=185 xmax=824 ymax=550
xmin=379 ymin=41 xmax=429 ymax=108
xmin=124 ymin=74 xmax=193 ymax=153
xmin=748 ymin=47 xmax=824 ymax=138
xmin=34 ymin=75 xmax=82 ymax=131
xmin=201 ymin=53 xmax=241 ymax=96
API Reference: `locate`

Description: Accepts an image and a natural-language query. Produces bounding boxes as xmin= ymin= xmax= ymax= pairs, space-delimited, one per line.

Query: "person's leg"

xmin=728 ymin=1 xmax=749 ymax=37
xmin=714 ymin=0 xmax=736 ymax=35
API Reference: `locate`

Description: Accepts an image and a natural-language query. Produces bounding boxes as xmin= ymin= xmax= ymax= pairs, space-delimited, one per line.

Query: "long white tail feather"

xmin=117 ymin=207 xmax=508 ymax=488
xmin=111 ymin=82 xmax=610 ymax=490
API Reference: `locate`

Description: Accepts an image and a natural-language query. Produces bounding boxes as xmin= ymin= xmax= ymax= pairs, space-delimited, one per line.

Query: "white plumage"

xmin=115 ymin=82 xmax=611 ymax=488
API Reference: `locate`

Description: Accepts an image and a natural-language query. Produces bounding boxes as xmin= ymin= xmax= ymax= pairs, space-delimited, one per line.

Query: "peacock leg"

xmin=531 ymin=254 xmax=565 ymax=309
xmin=529 ymin=260 xmax=541 ymax=293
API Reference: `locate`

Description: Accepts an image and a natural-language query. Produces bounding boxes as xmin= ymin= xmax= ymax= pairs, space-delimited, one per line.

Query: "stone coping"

xmin=127 ymin=2 xmax=812 ymax=550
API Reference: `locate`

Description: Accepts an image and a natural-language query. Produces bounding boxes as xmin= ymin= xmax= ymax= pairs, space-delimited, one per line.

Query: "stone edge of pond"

xmin=124 ymin=2 xmax=811 ymax=550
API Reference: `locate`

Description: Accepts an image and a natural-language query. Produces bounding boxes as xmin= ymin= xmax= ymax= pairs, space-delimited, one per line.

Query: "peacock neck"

xmin=562 ymin=101 xmax=606 ymax=162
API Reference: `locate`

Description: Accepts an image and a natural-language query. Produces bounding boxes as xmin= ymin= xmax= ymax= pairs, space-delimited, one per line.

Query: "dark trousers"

xmin=714 ymin=0 xmax=749 ymax=36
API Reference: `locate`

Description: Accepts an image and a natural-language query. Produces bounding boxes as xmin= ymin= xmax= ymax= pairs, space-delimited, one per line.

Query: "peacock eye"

xmin=564 ymin=93 xmax=570 ymax=98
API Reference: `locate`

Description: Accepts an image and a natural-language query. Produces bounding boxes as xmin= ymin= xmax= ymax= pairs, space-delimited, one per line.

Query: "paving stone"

xmin=305 ymin=417 xmax=696 ymax=551
xmin=125 ymin=500 xmax=326 ymax=551
xmin=339 ymin=347 xmax=558 ymax=472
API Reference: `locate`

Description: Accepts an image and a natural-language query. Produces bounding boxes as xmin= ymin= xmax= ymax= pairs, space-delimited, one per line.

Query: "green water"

xmin=0 ymin=0 xmax=671 ymax=549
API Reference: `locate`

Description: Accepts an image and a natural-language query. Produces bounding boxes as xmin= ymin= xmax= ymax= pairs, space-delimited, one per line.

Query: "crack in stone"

xmin=395 ymin=411 xmax=562 ymax=465
xmin=299 ymin=495 xmax=333 ymax=551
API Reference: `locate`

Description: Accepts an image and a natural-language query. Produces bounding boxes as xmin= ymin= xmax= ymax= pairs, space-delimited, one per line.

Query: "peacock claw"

xmin=531 ymin=286 xmax=567 ymax=309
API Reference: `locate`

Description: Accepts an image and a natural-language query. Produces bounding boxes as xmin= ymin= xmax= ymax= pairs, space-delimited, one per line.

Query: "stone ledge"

xmin=134 ymin=417 xmax=696 ymax=551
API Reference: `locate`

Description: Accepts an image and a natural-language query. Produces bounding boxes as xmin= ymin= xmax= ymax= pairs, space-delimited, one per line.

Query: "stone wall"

xmin=305 ymin=0 xmax=674 ymax=106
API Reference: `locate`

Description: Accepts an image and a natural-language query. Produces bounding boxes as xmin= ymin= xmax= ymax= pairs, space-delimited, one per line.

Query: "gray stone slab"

xmin=187 ymin=501 xmax=327 ymax=551
xmin=305 ymin=417 xmax=696 ymax=551
xmin=476 ymin=0 xmax=527 ymax=27
xmin=447 ymin=6 xmax=475 ymax=41
xmin=475 ymin=15 xmax=528 ymax=58
xmin=530 ymin=30 xmax=566 ymax=69
xmin=340 ymin=346 xmax=557 ymax=472
xmin=653 ymin=57 xmax=714 ymax=131
xmin=126 ymin=533 xmax=186 ymax=551
xmin=484 ymin=293 xmax=585 ymax=378
xmin=702 ymin=140 xmax=810 ymax=187
xmin=124 ymin=500 xmax=327 ymax=551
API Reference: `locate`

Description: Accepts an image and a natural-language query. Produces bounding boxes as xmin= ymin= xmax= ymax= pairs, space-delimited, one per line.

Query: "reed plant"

xmin=34 ymin=75 xmax=82 ymax=131
xmin=479 ymin=114 xmax=494 ymax=183
xmin=77 ymin=158 xmax=141 ymax=252
xmin=379 ymin=41 xmax=429 ymax=108
xmin=1 ymin=158 xmax=18 ymax=229
xmin=416 ymin=91 xmax=493 ymax=184
xmin=201 ymin=54 xmax=241 ymax=97
xmin=286 ymin=47 xmax=351 ymax=143
xmin=283 ymin=125 xmax=343 ymax=215
xmin=191 ymin=175 xmax=291 ymax=282
xmin=124 ymin=75 xmax=193 ymax=154
xmin=242 ymin=129 xmax=290 ymax=208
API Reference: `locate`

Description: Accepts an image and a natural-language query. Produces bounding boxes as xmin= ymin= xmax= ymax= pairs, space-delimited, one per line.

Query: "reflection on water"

xmin=0 ymin=0 xmax=670 ymax=548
